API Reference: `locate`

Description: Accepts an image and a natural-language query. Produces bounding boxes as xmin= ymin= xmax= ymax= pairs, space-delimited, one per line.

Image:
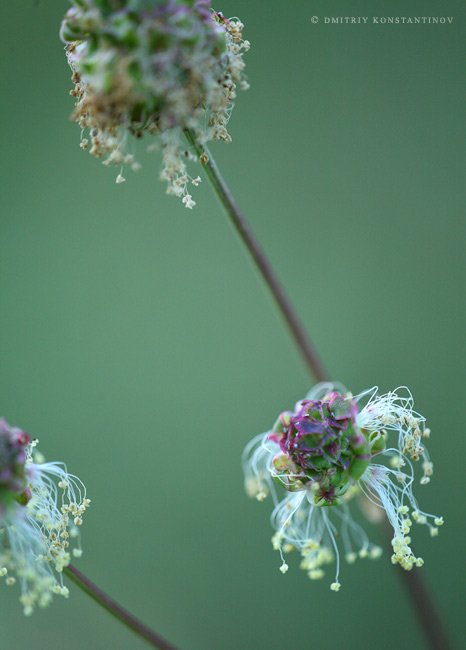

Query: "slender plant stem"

xmin=185 ymin=130 xmax=451 ymax=650
xmin=184 ymin=129 xmax=327 ymax=384
xmin=398 ymin=570 xmax=451 ymax=650
xmin=64 ymin=565 xmax=179 ymax=650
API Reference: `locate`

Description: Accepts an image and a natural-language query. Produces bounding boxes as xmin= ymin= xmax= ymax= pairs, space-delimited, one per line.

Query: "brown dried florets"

xmin=61 ymin=1 xmax=250 ymax=207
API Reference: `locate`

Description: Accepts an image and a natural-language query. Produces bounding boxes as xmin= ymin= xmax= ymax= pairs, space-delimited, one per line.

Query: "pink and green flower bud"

xmin=268 ymin=393 xmax=377 ymax=506
xmin=243 ymin=383 xmax=442 ymax=589
xmin=270 ymin=411 xmax=293 ymax=437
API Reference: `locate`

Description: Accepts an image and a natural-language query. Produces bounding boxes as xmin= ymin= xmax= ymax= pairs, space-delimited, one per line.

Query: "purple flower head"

xmin=243 ymin=382 xmax=443 ymax=590
xmin=268 ymin=393 xmax=372 ymax=505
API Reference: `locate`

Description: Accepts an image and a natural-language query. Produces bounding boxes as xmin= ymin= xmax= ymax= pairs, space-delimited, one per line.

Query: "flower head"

xmin=0 ymin=418 xmax=89 ymax=614
xmin=61 ymin=0 xmax=250 ymax=206
xmin=242 ymin=383 xmax=442 ymax=590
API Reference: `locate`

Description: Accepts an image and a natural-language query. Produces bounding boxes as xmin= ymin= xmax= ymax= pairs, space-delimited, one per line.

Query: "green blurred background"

xmin=1 ymin=1 xmax=464 ymax=648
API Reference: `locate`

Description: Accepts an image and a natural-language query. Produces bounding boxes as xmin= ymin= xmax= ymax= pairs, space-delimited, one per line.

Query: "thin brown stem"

xmin=64 ymin=565 xmax=179 ymax=650
xmin=184 ymin=129 xmax=327 ymax=384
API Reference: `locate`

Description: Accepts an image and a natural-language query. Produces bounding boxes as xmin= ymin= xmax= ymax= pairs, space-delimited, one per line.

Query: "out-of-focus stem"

xmin=64 ymin=565 xmax=179 ymax=650
xmin=390 ymin=541 xmax=451 ymax=650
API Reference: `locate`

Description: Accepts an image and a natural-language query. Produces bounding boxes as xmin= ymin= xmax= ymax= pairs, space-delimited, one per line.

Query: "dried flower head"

xmin=242 ymin=383 xmax=442 ymax=591
xmin=0 ymin=419 xmax=89 ymax=614
xmin=61 ymin=0 xmax=250 ymax=206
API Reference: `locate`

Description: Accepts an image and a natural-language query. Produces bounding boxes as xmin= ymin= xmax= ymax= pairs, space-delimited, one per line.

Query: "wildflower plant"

xmin=242 ymin=383 xmax=443 ymax=591
xmin=0 ymin=418 xmax=89 ymax=615
xmin=0 ymin=3 xmax=447 ymax=647
xmin=61 ymin=0 xmax=250 ymax=207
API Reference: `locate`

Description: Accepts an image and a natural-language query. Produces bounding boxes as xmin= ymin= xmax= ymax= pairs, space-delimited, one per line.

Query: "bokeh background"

xmin=1 ymin=1 xmax=464 ymax=648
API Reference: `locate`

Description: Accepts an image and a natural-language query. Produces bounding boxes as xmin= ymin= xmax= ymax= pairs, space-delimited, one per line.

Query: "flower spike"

xmin=242 ymin=383 xmax=442 ymax=590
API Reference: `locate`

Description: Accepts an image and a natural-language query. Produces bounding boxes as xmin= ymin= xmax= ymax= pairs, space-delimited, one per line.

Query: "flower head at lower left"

xmin=0 ymin=418 xmax=90 ymax=615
